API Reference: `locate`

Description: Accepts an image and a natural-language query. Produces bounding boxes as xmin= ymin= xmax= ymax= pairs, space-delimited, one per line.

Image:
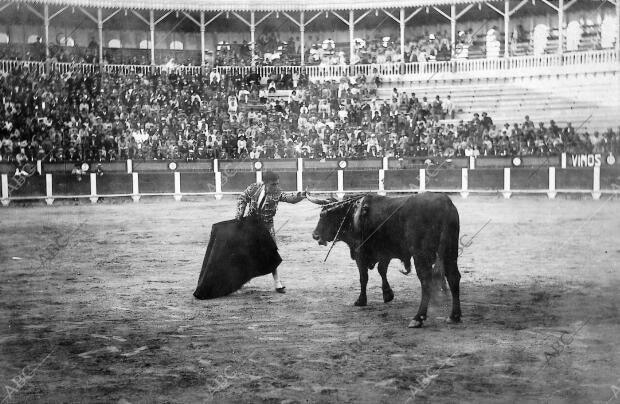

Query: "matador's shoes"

xmin=275 ymin=286 xmax=286 ymax=294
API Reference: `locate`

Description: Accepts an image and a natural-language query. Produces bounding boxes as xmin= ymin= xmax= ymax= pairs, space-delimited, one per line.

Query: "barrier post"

xmin=214 ymin=172 xmax=223 ymax=200
xmin=419 ymin=168 xmax=426 ymax=193
xmin=461 ymin=168 xmax=469 ymax=199
xmin=213 ymin=159 xmax=222 ymax=200
xmin=127 ymin=159 xmax=133 ymax=174
xmin=503 ymin=167 xmax=511 ymax=199
xmin=1 ymin=174 xmax=9 ymax=206
xmin=382 ymin=156 xmax=389 ymax=171
xmin=174 ymin=172 xmax=182 ymax=201
xmin=45 ymin=173 xmax=54 ymax=205
xmin=337 ymin=170 xmax=344 ymax=199
xmin=378 ymin=169 xmax=386 ymax=196
xmin=297 ymin=158 xmax=303 ymax=192
xmin=592 ymin=166 xmax=601 ymax=200
xmin=469 ymin=156 xmax=476 ymax=170
xmin=548 ymin=167 xmax=557 ymax=199
xmin=256 ymin=170 xmax=262 ymax=183
xmin=90 ymin=173 xmax=98 ymax=204
xmin=36 ymin=160 xmax=42 ymax=175
xmin=131 ymin=173 xmax=140 ymax=202
xmin=561 ymin=152 xmax=567 ymax=169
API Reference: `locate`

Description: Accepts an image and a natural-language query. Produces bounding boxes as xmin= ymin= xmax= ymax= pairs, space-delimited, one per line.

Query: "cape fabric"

xmin=193 ymin=218 xmax=282 ymax=299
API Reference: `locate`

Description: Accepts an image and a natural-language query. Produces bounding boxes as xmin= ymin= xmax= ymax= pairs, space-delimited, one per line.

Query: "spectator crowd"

xmin=1 ymin=64 xmax=619 ymax=171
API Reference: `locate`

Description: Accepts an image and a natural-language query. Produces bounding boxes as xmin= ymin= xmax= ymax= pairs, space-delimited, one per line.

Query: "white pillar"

xmin=45 ymin=173 xmax=53 ymax=205
xmin=419 ymin=168 xmax=426 ymax=192
xmin=400 ymin=8 xmax=405 ymax=63
xmin=593 ymin=166 xmax=601 ymax=200
xmin=97 ymin=8 xmax=103 ymax=64
xmin=503 ymin=167 xmax=511 ymax=199
xmin=460 ymin=168 xmax=469 ymax=199
xmin=149 ymin=10 xmax=155 ymax=65
xmin=349 ymin=10 xmax=355 ymax=66
xmin=250 ymin=11 xmax=256 ymax=64
xmin=174 ymin=171 xmax=182 ymax=201
xmin=44 ymin=5 xmax=49 ymax=59
xmin=558 ymin=0 xmax=564 ymax=56
xmin=337 ymin=170 xmax=344 ymax=199
xmin=200 ymin=11 xmax=206 ymax=66
xmin=300 ymin=12 xmax=305 ymax=66
xmin=214 ymin=171 xmax=223 ymax=200
xmin=36 ymin=160 xmax=42 ymax=175
xmin=469 ymin=156 xmax=476 ymax=169
xmin=297 ymin=158 xmax=303 ymax=192
xmin=256 ymin=170 xmax=262 ymax=183
xmin=132 ymin=172 xmax=140 ymax=202
xmin=617 ymin=0 xmax=620 ymax=63
xmin=90 ymin=173 xmax=98 ymax=204
xmin=1 ymin=174 xmax=8 ymax=206
xmin=378 ymin=169 xmax=386 ymax=196
xmin=382 ymin=156 xmax=389 ymax=171
xmin=126 ymin=159 xmax=133 ymax=173
xmin=504 ymin=0 xmax=510 ymax=57
xmin=548 ymin=167 xmax=557 ymax=199
xmin=561 ymin=152 xmax=567 ymax=168
xmin=451 ymin=5 xmax=456 ymax=57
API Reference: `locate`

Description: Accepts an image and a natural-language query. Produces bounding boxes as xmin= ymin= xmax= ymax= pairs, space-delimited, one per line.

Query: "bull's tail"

xmin=430 ymin=222 xmax=450 ymax=300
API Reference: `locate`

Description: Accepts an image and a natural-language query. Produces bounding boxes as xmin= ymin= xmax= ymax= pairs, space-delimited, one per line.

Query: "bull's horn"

xmin=306 ymin=192 xmax=334 ymax=205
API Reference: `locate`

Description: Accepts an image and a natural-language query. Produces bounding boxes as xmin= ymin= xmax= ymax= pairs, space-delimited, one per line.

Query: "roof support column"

xmin=149 ymin=10 xmax=155 ymax=65
xmin=450 ymin=5 xmax=456 ymax=58
xmin=44 ymin=5 xmax=49 ymax=59
xmin=285 ymin=11 xmax=315 ymax=66
xmin=200 ymin=11 xmax=205 ymax=66
xmin=183 ymin=11 xmax=219 ymax=67
xmin=558 ymin=0 xmax=564 ymax=56
xmin=250 ymin=11 xmax=256 ymax=64
xmin=616 ymin=0 xmax=620 ymax=64
xmin=349 ymin=10 xmax=354 ymax=66
xmin=504 ymin=0 xmax=509 ymax=57
xmin=97 ymin=8 xmax=103 ymax=63
xmin=300 ymin=12 xmax=305 ymax=66
xmin=400 ymin=8 xmax=405 ymax=63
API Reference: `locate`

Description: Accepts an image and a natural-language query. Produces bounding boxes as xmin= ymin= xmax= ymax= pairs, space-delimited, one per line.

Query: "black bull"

xmin=309 ymin=192 xmax=461 ymax=328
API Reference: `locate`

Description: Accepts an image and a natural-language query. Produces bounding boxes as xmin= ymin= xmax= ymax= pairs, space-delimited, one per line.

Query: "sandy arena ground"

xmin=1 ymin=194 xmax=619 ymax=404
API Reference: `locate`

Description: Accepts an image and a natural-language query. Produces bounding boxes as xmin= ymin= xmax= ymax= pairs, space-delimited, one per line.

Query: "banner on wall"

xmin=568 ymin=153 xmax=603 ymax=167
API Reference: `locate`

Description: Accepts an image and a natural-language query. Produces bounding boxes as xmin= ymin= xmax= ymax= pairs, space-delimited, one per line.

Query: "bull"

xmin=308 ymin=192 xmax=461 ymax=328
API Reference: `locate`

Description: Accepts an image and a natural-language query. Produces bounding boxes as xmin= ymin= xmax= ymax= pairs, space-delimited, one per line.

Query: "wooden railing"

xmin=0 ymin=49 xmax=616 ymax=80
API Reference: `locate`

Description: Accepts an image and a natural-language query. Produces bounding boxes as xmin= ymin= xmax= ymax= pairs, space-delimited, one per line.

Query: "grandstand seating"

xmin=376 ymin=71 xmax=620 ymax=131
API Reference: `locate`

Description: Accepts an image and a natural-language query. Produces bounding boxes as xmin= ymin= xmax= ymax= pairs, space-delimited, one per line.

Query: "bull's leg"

xmin=354 ymin=261 xmax=368 ymax=306
xmin=445 ymin=260 xmax=462 ymax=323
xmin=377 ymin=259 xmax=394 ymax=303
xmin=408 ymin=254 xmax=433 ymax=328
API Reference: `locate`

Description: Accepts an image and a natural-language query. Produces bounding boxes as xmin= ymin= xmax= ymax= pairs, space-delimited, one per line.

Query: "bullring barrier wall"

xmin=1 ymin=154 xmax=619 ymax=206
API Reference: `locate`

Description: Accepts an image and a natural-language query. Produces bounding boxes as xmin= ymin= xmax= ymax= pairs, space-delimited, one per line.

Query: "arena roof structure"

xmin=11 ymin=0 xmax=507 ymax=12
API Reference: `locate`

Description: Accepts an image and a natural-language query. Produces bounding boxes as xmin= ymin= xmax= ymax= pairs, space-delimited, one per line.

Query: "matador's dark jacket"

xmin=236 ymin=182 xmax=304 ymax=227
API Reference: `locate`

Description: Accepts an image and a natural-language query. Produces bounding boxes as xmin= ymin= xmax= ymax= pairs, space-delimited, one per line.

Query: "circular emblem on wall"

xmin=168 ymin=162 xmax=177 ymax=171
xmin=81 ymin=163 xmax=90 ymax=171
xmin=607 ymin=154 xmax=616 ymax=165
xmin=512 ymin=156 xmax=522 ymax=167
xmin=254 ymin=161 xmax=263 ymax=170
xmin=338 ymin=160 xmax=348 ymax=169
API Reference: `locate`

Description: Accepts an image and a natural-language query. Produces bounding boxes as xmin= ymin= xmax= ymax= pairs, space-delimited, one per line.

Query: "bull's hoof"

xmin=408 ymin=320 xmax=424 ymax=328
xmin=354 ymin=296 xmax=367 ymax=306
xmin=382 ymin=288 xmax=394 ymax=303
xmin=447 ymin=315 xmax=462 ymax=324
